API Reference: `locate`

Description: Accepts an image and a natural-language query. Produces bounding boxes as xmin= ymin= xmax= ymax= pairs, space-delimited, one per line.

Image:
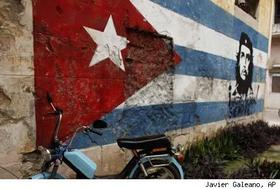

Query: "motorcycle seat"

xmin=117 ymin=134 xmax=171 ymax=150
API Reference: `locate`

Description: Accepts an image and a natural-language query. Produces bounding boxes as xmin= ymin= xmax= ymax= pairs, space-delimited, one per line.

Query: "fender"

xmin=30 ymin=172 xmax=65 ymax=179
xmin=128 ymin=154 xmax=184 ymax=179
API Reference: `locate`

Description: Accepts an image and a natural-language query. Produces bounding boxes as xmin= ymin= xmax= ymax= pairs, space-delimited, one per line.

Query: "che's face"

xmin=239 ymin=45 xmax=251 ymax=81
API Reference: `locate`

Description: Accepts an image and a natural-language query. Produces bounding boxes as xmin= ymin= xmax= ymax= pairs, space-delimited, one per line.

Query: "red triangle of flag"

xmin=33 ymin=0 xmax=180 ymax=147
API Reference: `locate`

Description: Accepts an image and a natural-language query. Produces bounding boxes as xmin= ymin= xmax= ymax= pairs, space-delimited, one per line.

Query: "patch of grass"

xmin=258 ymin=145 xmax=280 ymax=163
xmin=230 ymin=159 xmax=280 ymax=179
xmin=223 ymin=159 xmax=249 ymax=176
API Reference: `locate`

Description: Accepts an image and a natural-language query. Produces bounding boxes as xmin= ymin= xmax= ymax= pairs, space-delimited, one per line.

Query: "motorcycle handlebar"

xmin=46 ymin=93 xmax=63 ymax=146
xmin=46 ymin=93 xmax=103 ymax=149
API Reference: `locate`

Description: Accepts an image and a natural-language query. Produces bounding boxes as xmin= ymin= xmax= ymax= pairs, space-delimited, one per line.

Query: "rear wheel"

xmin=131 ymin=159 xmax=181 ymax=179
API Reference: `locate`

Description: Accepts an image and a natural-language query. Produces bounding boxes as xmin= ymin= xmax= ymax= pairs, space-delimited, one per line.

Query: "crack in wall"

xmin=0 ymin=110 xmax=26 ymax=126
xmin=0 ymin=88 xmax=12 ymax=105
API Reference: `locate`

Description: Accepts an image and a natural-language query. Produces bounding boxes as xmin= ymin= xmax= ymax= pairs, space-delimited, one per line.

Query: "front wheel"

xmin=131 ymin=159 xmax=181 ymax=179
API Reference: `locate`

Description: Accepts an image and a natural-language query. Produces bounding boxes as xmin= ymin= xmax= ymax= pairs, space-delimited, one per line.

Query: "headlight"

xmin=37 ymin=146 xmax=52 ymax=163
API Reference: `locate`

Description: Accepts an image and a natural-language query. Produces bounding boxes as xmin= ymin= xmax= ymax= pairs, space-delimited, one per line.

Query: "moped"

xmin=31 ymin=93 xmax=184 ymax=179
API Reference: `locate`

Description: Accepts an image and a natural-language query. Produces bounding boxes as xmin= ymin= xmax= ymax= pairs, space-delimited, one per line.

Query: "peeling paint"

xmin=196 ymin=77 xmax=214 ymax=101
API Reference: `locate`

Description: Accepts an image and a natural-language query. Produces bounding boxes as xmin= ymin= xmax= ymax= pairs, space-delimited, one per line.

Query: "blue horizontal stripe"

xmin=72 ymin=99 xmax=264 ymax=148
xmin=151 ymin=0 xmax=268 ymax=52
xmin=175 ymin=45 xmax=266 ymax=83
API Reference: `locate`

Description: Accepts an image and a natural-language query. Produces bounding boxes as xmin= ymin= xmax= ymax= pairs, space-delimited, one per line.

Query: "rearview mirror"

xmin=92 ymin=120 xmax=107 ymax=129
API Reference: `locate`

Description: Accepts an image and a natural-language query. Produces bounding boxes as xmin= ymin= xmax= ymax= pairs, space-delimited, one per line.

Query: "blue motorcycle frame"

xmin=31 ymin=93 xmax=184 ymax=179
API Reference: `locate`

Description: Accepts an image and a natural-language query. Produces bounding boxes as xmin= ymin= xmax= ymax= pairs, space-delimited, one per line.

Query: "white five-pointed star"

xmin=83 ymin=15 xmax=129 ymax=71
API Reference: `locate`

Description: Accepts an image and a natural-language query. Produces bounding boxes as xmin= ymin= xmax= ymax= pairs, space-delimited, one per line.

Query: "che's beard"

xmin=236 ymin=77 xmax=251 ymax=96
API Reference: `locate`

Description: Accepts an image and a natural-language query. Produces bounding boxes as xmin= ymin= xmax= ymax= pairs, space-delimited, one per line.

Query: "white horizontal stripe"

xmin=173 ymin=74 xmax=265 ymax=103
xmin=130 ymin=0 xmax=267 ymax=69
xmin=116 ymin=72 xmax=174 ymax=109
xmin=115 ymin=72 xmax=264 ymax=109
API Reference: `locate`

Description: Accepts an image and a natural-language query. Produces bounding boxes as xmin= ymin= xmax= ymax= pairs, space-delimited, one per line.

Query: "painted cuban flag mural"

xmin=33 ymin=0 xmax=268 ymax=148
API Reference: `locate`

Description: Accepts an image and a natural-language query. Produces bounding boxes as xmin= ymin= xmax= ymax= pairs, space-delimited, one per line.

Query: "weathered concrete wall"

xmin=266 ymin=38 xmax=280 ymax=109
xmin=0 ymin=0 xmax=35 ymax=178
xmin=258 ymin=0 xmax=273 ymax=37
xmin=0 ymin=0 xmax=273 ymax=178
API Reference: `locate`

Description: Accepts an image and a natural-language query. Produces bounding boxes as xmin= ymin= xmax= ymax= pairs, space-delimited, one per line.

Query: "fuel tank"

xmin=64 ymin=149 xmax=97 ymax=178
